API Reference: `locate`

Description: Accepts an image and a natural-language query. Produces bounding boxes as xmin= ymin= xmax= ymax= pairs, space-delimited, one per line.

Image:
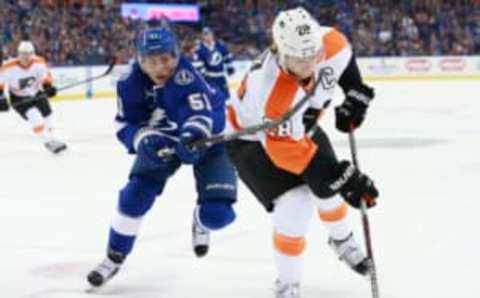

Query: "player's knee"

xmin=199 ymin=200 xmax=236 ymax=230
xmin=273 ymin=231 xmax=306 ymax=256
xmin=119 ymin=176 xmax=162 ymax=217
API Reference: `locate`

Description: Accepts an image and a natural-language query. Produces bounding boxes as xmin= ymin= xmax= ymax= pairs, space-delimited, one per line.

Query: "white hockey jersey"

xmin=228 ymin=27 xmax=352 ymax=175
xmin=0 ymin=55 xmax=53 ymax=97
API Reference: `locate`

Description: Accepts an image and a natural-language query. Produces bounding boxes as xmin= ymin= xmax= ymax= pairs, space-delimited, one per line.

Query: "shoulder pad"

xmin=323 ymin=29 xmax=350 ymax=60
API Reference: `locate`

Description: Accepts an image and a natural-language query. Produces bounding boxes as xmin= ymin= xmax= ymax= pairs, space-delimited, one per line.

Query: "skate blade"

xmin=85 ymin=285 xmax=102 ymax=294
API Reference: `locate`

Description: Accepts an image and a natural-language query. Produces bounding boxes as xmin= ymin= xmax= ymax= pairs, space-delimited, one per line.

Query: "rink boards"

xmin=35 ymin=55 xmax=480 ymax=102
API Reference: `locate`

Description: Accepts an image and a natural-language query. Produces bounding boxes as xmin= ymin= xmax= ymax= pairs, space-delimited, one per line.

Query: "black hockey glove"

xmin=335 ymin=84 xmax=374 ymax=133
xmin=329 ymin=160 xmax=379 ymax=209
xmin=0 ymin=91 xmax=9 ymax=111
xmin=35 ymin=90 xmax=48 ymax=101
xmin=43 ymin=83 xmax=57 ymax=98
xmin=303 ymin=108 xmax=321 ymax=132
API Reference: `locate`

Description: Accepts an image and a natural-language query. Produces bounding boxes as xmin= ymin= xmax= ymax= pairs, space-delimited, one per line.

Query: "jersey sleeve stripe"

xmin=0 ymin=56 xmax=48 ymax=71
xmin=323 ymin=29 xmax=349 ymax=60
xmin=0 ymin=59 xmax=20 ymax=71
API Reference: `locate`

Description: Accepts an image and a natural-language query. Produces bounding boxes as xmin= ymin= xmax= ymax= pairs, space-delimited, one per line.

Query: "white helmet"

xmin=272 ymin=7 xmax=322 ymax=61
xmin=17 ymin=41 xmax=35 ymax=54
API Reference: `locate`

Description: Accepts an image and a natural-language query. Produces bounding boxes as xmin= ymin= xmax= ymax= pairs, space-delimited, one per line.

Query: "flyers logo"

xmin=296 ymin=24 xmax=311 ymax=36
xmin=18 ymin=76 xmax=36 ymax=90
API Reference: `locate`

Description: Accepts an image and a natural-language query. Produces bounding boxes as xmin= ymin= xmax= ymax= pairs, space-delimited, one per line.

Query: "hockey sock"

xmin=109 ymin=208 xmax=146 ymax=256
xmin=26 ymin=107 xmax=52 ymax=143
xmin=314 ymin=193 xmax=352 ymax=241
xmin=44 ymin=115 xmax=54 ymax=132
xmin=273 ymin=232 xmax=305 ymax=283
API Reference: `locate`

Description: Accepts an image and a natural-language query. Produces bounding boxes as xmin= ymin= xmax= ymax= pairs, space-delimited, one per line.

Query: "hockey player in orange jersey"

xmin=0 ymin=41 xmax=66 ymax=154
xmin=226 ymin=7 xmax=379 ymax=298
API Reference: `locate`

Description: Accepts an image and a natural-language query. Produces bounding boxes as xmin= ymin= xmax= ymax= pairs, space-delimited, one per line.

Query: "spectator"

xmin=1 ymin=0 xmax=478 ymax=65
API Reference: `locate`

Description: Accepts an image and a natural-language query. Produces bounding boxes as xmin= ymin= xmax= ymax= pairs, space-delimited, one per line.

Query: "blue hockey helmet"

xmin=137 ymin=27 xmax=178 ymax=59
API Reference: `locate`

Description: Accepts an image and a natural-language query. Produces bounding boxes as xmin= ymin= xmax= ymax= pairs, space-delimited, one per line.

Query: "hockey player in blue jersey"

xmin=192 ymin=27 xmax=235 ymax=98
xmin=86 ymin=26 xmax=237 ymax=288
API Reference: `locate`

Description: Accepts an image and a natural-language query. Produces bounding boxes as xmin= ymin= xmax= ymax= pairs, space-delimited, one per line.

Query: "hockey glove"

xmin=176 ymin=118 xmax=211 ymax=164
xmin=335 ymin=84 xmax=374 ymax=133
xmin=0 ymin=91 xmax=9 ymax=111
xmin=329 ymin=160 xmax=379 ymax=209
xmin=134 ymin=128 xmax=176 ymax=168
xmin=43 ymin=83 xmax=57 ymax=98
xmin=35 ymin=90 xmax=48 ymax=101
xmin=303 ymin=108 xmax=321 ymax=132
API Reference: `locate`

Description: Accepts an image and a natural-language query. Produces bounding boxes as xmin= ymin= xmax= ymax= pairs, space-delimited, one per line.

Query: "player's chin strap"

xmin=348 ymin=126 xmax=380 ymax=298
xmin=158 ymin=69 xmax=326 ymax=158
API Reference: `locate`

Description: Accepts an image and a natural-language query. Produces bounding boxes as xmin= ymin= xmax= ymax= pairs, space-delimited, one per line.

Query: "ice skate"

xmin=329 ymin=232 xmax=370 ymax=276
xmin=274 ymin=279 xmax=300 ymax=298
xmin=86 ymin=249 xmax=125 ymax=289
xmin=45 ymin=139 xmax=67 ymax=154
xmin=192 ymin=207 xmax=210 ymax=257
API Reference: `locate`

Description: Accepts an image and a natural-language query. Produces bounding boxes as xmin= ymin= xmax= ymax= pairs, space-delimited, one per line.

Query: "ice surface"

xmin=1 ymin=80 xmax=479 ymax=298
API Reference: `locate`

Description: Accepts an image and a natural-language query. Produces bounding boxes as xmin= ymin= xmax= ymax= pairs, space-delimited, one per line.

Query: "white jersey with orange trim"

xmin=228 ymin=27 xmax=352 ymax=175
xmin=0 ymin=55 xmax=53 ymax=97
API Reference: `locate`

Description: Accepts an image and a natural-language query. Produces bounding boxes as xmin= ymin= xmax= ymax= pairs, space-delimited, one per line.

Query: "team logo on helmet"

xmin=174 ymin=69 xmax=194 ymax=86
xmin=296 ymin=24 xmax=311 ymax=36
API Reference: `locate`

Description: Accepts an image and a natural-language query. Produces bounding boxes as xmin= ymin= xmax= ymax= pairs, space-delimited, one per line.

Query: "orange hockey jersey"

xmin=0 ymin=55 xmax=53 ymax=97
xmin=228 ymin=27 xmax=352 ymax=175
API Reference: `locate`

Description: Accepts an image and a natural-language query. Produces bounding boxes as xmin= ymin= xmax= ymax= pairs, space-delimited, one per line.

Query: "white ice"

xmin=0 ymin=79 xmax=479 ymax=298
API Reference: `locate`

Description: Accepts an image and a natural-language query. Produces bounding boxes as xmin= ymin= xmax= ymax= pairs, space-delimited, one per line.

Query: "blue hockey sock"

xmin=108 ymin=228 xmax=136 ymax=256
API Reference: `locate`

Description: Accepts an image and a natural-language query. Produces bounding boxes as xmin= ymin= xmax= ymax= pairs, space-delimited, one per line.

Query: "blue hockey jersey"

xmin=192 ymin=41 xmax=234 ymax=95
xmin=115 ymin=55 xmax=227 ymax=154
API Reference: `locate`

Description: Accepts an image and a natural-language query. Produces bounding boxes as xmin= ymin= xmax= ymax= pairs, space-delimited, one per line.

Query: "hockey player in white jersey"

xmin=0 ymin=41 xmax=66 ymax=154
xmin=226 ymin=7 xmax=379 ymax=298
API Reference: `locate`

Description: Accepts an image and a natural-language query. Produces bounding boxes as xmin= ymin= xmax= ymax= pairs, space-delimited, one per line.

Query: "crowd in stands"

xmin=1 ymin=0 xmax=479 ymax=65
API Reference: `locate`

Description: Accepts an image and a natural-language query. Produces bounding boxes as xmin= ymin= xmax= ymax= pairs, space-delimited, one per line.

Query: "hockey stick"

xmin=56 ymin=57 xmax=116 ymax=92
xmin=9 ymin=58 xmax=116 ymax=108
xmin=158 ymin=73 xmax=326 ymax=157
xmin=347 ymin=129 xmax=380 ymax=298
xmin=191 ymin=73 xmax=326 ymax=147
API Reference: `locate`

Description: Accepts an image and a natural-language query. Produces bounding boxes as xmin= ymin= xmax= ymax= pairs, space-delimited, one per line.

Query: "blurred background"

xmin=1 ymin=2 xmax=480 ymax=298
xmin=1 ymin=0 xmax=479 ymax=65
